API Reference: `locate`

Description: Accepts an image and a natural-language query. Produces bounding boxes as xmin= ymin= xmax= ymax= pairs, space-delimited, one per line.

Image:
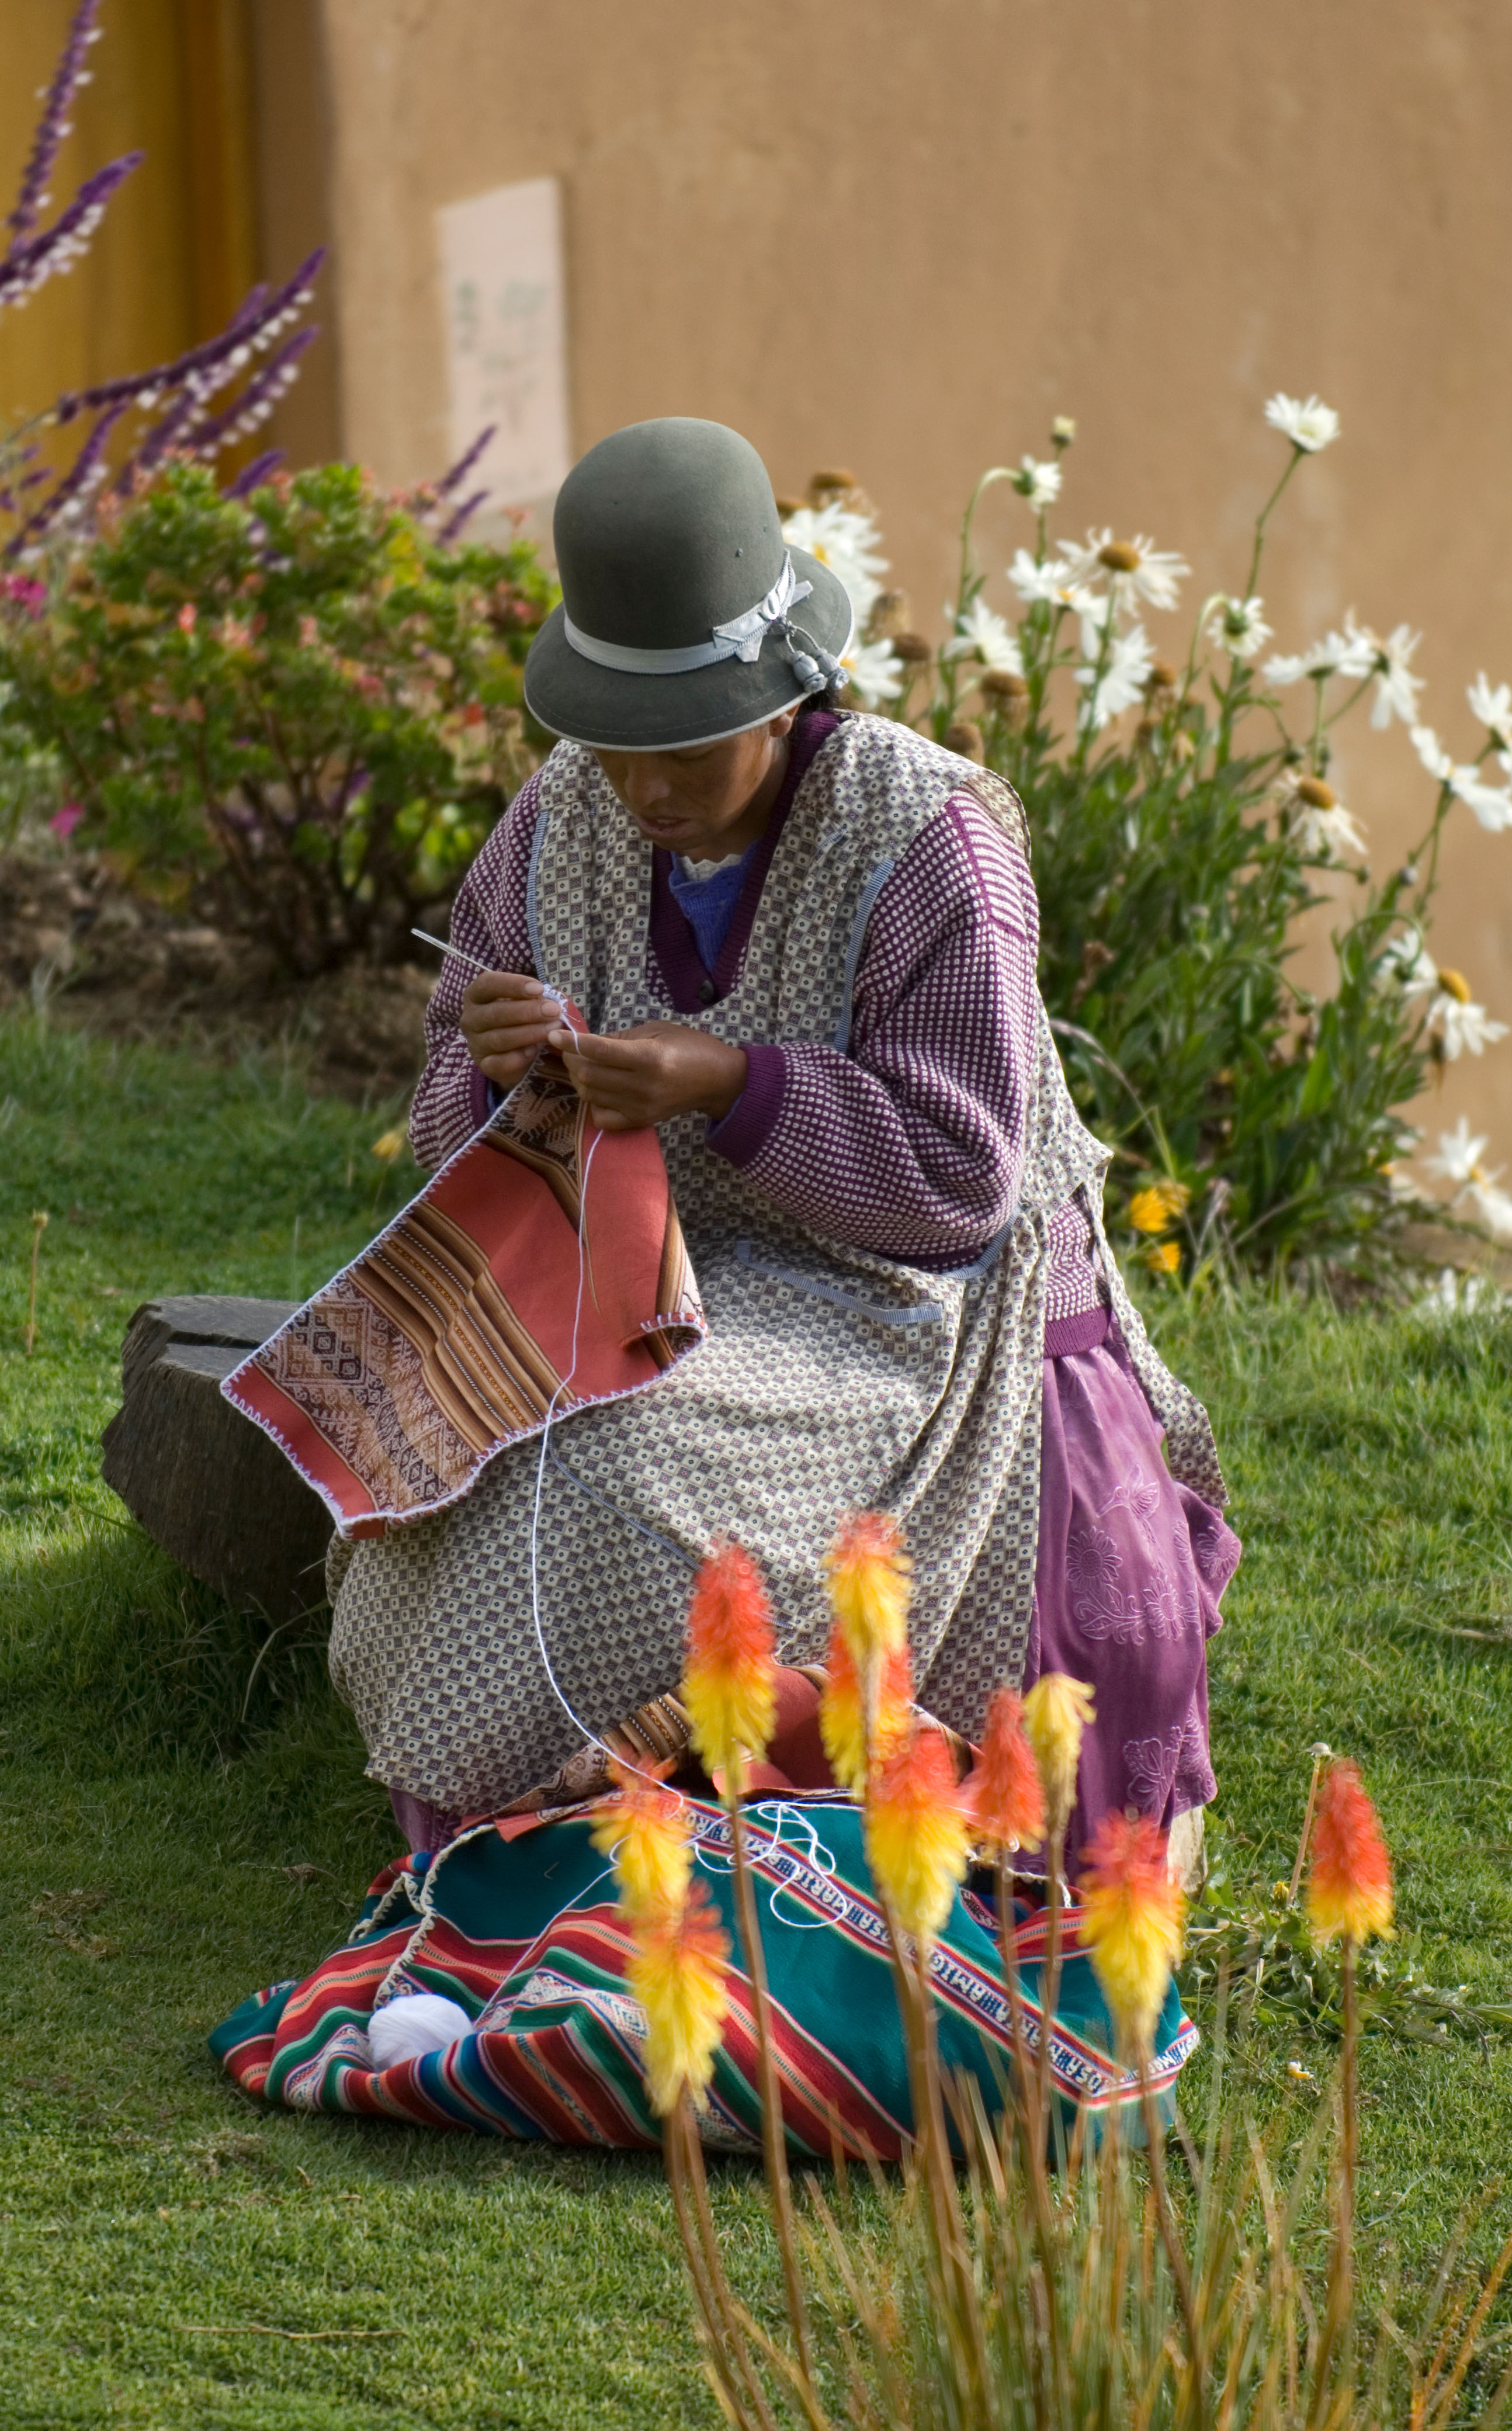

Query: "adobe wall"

xmin=317 ymin=0 xmax=1512 ymax=1160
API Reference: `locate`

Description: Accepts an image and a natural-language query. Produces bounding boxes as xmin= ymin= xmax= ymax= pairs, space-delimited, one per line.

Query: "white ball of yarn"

xmin=368 ymin=1992 xmax=473 ymax=2070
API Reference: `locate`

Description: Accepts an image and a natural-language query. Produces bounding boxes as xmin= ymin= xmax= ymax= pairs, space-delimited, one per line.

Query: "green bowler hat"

xmin=524 ymin=417 xmax=854 ymax=752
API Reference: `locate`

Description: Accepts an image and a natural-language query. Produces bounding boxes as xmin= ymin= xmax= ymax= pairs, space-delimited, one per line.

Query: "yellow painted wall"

xmin=316 ymin=0 xmax=1512 ymax=1162
xmin=0 ymin=1 xmax=334 ymax=470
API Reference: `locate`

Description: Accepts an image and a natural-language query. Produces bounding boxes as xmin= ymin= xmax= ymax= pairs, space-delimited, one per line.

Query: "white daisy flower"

xmin=1416 ymin=1266 xmax=1507 ymax=1317
xmin=1342 ymin=615 xmax=1423 ymax=730
xmin=1406 ymin=726 xmax=1512 ymax=822
xmin=1274 ymin=768 xmax=1366 ymax=859
xmin=1469 ymin=1178 xmax=1512 ymax=1242
xmin=1450 ymin=766 xmax=1512 ymax=832
xmin=1379 ymin=929 xmax=1440 ymax=999
xmin=1076 ymin=619 xmax=1154 ymax=732
xmin=1264 ymin=626 xmax=1376 ymax=688
xmin=1059 ymin=527 xmax=1188 ymax=614
xmin=1205 ymin=595 xmax=1272 ymax=662
xmin=946 ymin=597 xmax=1024 ymax=675
xmin=781 ymin=501 xmax=888 ymax=627
xmin=1412 ymin=725 xmax=1455 ymax=782
xmin=1468 ymin=673 xmax=1512 ymax=749
xmin=1264 ymin=392 xmax=1341 ymax=453
xmin=1424 ymin=1116 xmax=1494 ymax=1186
xmin=1007 ymin=548 xmax=1098 ymax=615
xmin=1010 ymin=455 xmax=1062 ymax=511
xmin=840 ymin=633 xmax=904 ymax=708
xmin=1428 ymin=972 xmax=1510 ymax=1059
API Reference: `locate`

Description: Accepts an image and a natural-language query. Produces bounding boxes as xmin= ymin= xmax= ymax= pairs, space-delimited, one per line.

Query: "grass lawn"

xmin=3 ymin=1006 xmax=1512 ymax=2427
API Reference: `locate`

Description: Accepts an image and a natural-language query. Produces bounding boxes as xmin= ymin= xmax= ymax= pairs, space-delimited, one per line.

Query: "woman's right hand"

xmin=459 ymin=971 xmax=560 ymax=1089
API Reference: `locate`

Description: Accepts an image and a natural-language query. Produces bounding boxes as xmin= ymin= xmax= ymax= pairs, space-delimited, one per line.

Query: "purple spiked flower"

xmin=6 ymin=399 xmax=126 ymax=559
xmin=226 ymin=449 xmax=286 ymax=500
xmin=189 ymin=328 xmax=317 ymax=458
xmin=6 ymin=0 xmax=106 ymax=247
xmin=53 ymin=247 xmax=326 ymax=425
xmin=0 ymin=154 xmax=142 ymax=315
xmin=437 ymin=490 xmax=490 ymax=548
xmin=435 ymin=424 xmax=497 ymax=503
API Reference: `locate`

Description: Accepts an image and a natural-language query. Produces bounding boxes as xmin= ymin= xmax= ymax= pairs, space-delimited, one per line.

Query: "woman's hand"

xmin=550 ymin=1019 xmax=748 ymax=1132
xmin=460 ymin=971 xmax=561 ymax=1089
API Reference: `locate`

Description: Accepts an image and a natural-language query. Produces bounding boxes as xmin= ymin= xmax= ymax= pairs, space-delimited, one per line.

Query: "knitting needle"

xmin=411 ymin=926 xmax=490 ymax=974
xmin=410 ymin=927 xmax=571 ymax=1016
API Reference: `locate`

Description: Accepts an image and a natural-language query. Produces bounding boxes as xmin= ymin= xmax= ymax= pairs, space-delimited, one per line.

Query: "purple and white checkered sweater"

xmin=410 ymin=726 xmax=1103 ymax=1330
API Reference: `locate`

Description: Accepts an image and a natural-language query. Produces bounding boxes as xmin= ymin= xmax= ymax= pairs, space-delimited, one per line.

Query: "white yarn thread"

xmin=528 ymin=1123 xmax=615 ymax=1756
xmin=368 ymin=1991 xmax=474 ymax=2068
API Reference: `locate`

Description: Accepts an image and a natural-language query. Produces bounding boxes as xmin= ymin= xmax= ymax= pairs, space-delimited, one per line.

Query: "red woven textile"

xmin=222 ymin=1005 xmax=705 ymax=1536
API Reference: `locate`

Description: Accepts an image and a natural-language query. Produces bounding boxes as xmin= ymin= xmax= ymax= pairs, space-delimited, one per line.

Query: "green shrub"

xmin=785 ymin=411 xmax=1512 ymax=1278
xmin=0 ymin=459 xmax=556 ymax=974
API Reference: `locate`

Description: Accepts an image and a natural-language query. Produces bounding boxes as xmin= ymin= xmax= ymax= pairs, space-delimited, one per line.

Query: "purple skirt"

xmin=1022 ymin=1310 xmax=1240 ymax=1872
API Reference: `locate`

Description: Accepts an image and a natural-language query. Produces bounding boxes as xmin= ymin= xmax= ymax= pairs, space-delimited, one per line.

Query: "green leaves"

xmin=0 ymin=460 xmax=557 ymax=975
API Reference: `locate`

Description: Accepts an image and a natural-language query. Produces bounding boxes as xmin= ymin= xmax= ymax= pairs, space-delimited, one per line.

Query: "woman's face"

xmin=592 ymin=709 xmax=799 ymax=858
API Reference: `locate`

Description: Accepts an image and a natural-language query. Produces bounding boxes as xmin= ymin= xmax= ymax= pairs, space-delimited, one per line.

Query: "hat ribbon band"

xmin=561 ymin=551 xmax=813 ymax=675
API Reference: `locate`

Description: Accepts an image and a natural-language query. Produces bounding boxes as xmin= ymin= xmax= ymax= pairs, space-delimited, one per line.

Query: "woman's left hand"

xmin=549 ymin=1020 xmax=748 ymax=1132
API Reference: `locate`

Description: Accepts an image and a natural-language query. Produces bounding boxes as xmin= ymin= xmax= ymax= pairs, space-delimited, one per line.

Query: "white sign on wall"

xmin=438 ymin=176 xmax=570 ymax=506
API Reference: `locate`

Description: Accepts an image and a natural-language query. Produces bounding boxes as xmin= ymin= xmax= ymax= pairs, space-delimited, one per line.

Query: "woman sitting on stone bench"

xmin=325 ymin=415 xmax=1239 ymax=1877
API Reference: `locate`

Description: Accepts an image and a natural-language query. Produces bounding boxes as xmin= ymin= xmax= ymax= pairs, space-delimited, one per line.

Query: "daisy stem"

xmin=1244 ymin=448 xmax=1303 ymax=601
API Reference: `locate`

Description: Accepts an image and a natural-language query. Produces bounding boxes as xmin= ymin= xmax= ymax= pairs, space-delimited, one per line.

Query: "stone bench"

xmin=101 ymin=1295 xmax=333 ymax=1618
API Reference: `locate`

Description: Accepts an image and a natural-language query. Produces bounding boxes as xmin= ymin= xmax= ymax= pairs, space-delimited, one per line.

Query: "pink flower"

xmin=49 ymin=802 xmax=84 ymax=839
xmin=2 ymin=574 xmax=46 ymax=617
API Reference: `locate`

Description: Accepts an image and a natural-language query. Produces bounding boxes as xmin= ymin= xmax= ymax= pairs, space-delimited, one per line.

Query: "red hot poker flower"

xmin=965 ymin=1688 xmax=1045 ymax=1852
xmin=820 ymin=1622 xmax=913 ymax=1797
xmin=1077 ymin=1810 xmax=1184 ymax=2056
xmin=681 ymin=1538 xmax=777 ymax=1793
xmin=1306 ymin=1758 xmax=1393 ymax=1946
xmin=866 ymin=1725 xmax=971 ymax=1944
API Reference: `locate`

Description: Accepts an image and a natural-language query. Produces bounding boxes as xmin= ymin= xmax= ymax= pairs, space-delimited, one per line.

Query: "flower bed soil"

xmin=0 ymin=849 xmax=432 ymax=1102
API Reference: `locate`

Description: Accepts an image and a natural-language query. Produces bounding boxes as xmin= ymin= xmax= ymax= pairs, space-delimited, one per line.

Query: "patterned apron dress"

xmin=328 ymin=720 xmax=1223 ymax=1816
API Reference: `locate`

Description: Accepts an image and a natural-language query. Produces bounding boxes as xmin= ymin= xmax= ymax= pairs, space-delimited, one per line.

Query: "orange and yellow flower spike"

xmin=681 ymin=1539 xmax=778 ymax=1795
xmin=1022 ymin=1672 xmax=1095 ymax=1835
xmin=825 ymin=1510 xmax=911 ymax=1671
xmin=629 ymin=1881 xmax=731 ymax=2116
xmin=865 ymin=1726 xmax=971 ymax=1944
xmin=1306 ymin=1758 xmax=1394 ymax=1947
xmin=1077 ymin=1810 xmax=1185 ymax=2056
xmin=820 ymin=1624 xmax=913 ymax=1797
xmin=590 ymin=1759 xmax=692 ymax=1920
xmin=965 ymin=1687 xmax=1045 ymax=1853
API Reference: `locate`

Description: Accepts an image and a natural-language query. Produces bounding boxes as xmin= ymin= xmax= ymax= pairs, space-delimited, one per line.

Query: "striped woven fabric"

xmin=219 ymin=1007 xmax=705 ymax=1537
xmin=210 ymin=1796 xmax=1197 ymax=2152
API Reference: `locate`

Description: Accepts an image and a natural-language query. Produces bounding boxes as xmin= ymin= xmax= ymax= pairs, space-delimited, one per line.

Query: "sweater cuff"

xmin=470 ymin=1065 xmax=494 ymax=1129
xmin=705 ymin=1043 xmax=785 ymax=1167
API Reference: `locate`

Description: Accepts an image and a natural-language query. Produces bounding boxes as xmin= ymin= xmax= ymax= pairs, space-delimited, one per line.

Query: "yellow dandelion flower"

xmin=371 ymin=1128 xmax=408 ymax=1162
xmin=865 ymin=1727 xmax=970 ymax=1944
xmin=1077 ymin=1812 xmax=1185 ymax=2056
xmin=1145 ymin=1239 xmax=1182 ymax=1277
xmin=590 ymin=1761 xmax=691 ymax=1920
xmin=1128 ymin=1179 xmax=1191 ymax=1234
xmin=630 ymin=1883 xmax=731 ymax=2115
xmin=1022 ymin=1672 xmax=1095 ymax=1834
